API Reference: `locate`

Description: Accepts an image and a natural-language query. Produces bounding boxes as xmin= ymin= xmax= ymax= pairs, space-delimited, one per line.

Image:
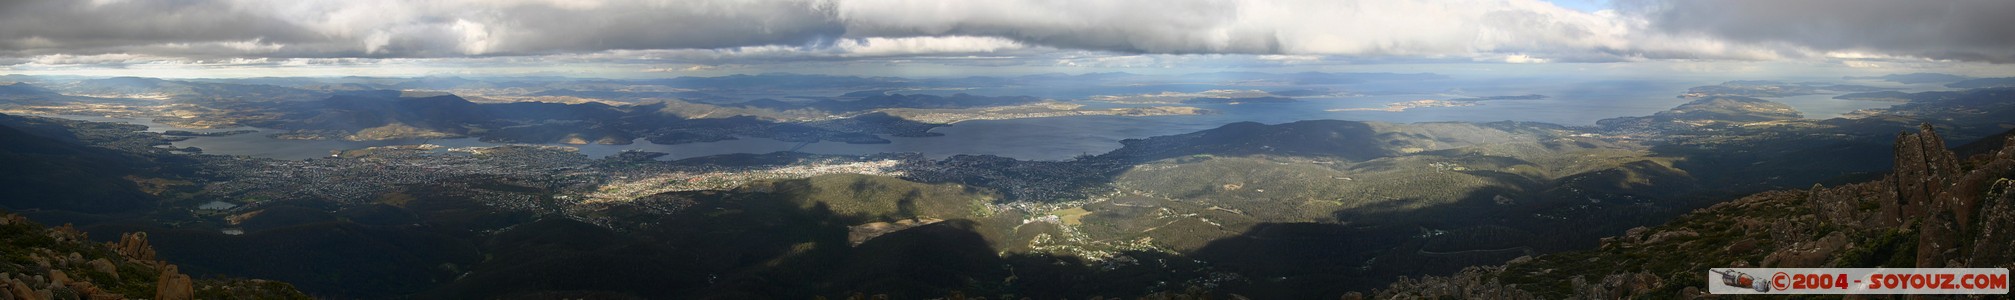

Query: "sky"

xmin=1 ymin=0 xmax=2012 ymax=78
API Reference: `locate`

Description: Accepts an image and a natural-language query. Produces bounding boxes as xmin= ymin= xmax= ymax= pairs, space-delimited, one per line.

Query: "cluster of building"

xmin=198 ymin=144 xmax=594 ymax=210
xmin=575 ymin=158 xmax=921 ymax=204
xmin=186 ymin=138 xmax=1135 ymax=226
xmin=192 ymin=143 xmax=1029 ymax=213
xmin=900 ymin=156 xmax=1125 ymax=202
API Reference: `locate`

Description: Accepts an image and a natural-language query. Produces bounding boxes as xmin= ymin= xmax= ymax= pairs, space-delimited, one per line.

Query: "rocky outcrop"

xmin=1888 ymin=123 xmax=1961 ymax=225
xmin=110 ymin=232 xmax=156 ymax=262
xmin=0 ymin=210 xmax=309 ymax=299
xmin=1372 ymin=124 xmax=2015 ymax=298
xmin=1967 ymin=178 xmax=2015 ymax=268
xmin=1377 ymin=266 xmax=1535 ymax=299
xmin=1957 ymin=135 xmax=2015 ymax=270
xmin=4 ymin=274 xmax=49 ymax=300
xmin=1919 ymin=132 xmax=2015 ymax=267
xmin=154 ymin=265 xmax=193 ymax=300
xmin=1571 ymin=271 xmax=1663 ymax=299
xmin=86 ymin=259 xmax=117 ymax=281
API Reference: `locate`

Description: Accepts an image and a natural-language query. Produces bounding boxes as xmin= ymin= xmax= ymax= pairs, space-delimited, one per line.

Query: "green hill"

xmin=0 ymin=114 xmax=157 ymax=213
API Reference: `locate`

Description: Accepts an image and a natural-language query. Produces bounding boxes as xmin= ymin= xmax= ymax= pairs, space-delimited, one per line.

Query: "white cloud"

xmin=1053 ymin=55 xmax=1167 ymax=68
xmin=1 ymin=0 xmax=2011 ymax=73
xmin=218 ymin=39 xmax=285 ymax=53
xmin=1640 ymin=0 xmax=2015 ymax=63
xmin=641 ymin=64 xmax=737 ymax=72
xmin=831 ymin=36 xmax=1026 ymax=57
xmin=452 ymin=19 xmax=495 ymax=55
xmin=1255 ymin=55 xmax=1326 ymax=64
xmin=0 ymin=0 xmax=1781 ymax=62
xmin=827 ymin=0 xmax=1790 ymax=62
xmin=1841 ymin=60 xmax=1883 ymax=69
xmin=1501 ymin=54 xmax=1551 ymax=64
xmin=28 ymin=53 xmax=153 ymax=65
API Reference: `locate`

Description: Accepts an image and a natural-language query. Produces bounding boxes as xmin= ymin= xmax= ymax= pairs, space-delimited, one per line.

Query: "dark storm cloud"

xmin=1636 ymin=0 xmax=2015 ymax=62
xmin=480 ymin=1 xmax=842 ymax=54
xmin=0 ymin=0 xmax=845 ymax=59
xmin=0 ymin=0 xmax=321 ymax=56
xmin=0 ymin=0 xmax=1692 ymax=62
xmin=0 ymin=0 xmax=2011 ymax=66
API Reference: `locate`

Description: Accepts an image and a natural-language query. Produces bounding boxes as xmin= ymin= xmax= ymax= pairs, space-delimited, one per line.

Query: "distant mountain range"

xmin=1845 ymin=72 xmax=1972 ymax=84
xmin=728 ymin=93 xmax=1043 ymax=113
xmin=227 ymin=92 xmax=939 ymax=144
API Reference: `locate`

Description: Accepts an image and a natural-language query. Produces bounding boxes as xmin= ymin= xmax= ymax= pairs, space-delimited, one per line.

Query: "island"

xmin=880 ymin=102 xmax=1206 ymax=124
xmin=1328 ymin=99 xmax=1480 ymax=112
xmin=162 ymin=129 xmax=258 ymax=137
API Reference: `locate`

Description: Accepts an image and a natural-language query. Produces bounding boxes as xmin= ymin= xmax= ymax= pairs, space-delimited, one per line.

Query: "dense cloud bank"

xmin=1 ymin=0 xmax=2010 ymax=64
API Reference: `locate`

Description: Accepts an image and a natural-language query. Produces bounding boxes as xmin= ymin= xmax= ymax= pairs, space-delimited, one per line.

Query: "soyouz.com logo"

xmin=1709 ymin=268 xmax=2009 ymax=294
